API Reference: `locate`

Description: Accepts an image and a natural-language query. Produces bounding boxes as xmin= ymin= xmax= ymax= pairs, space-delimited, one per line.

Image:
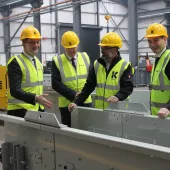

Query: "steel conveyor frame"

xmin=0 ymin=110 xmax=170 ymax=170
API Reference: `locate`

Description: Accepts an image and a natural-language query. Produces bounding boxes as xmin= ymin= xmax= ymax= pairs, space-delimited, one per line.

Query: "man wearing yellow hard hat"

xmin=69 ymin=32 xmax=134 ymax=111
xmin=52 ymin=31 xmax=92 ymax=127
xmin=145 ymin=23 xmax=170 ymax=118
xmin=7 ymin=26 xmax=52 ymax=117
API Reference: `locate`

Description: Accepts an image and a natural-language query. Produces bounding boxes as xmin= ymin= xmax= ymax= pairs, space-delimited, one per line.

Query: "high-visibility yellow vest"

xmin=94 ymin=59 xmax=131 ymax=109
xmin=150 ymin=50 xmax=170 ymax=116
xmin=7 ymin=54 xmax=44 ymax=111
xmin=53 ymin=52 xmax=92 ymax=107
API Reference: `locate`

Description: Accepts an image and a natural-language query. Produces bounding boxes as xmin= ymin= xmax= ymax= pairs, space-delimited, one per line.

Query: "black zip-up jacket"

xmin=74 ymin=54 xmax=134 ymax=106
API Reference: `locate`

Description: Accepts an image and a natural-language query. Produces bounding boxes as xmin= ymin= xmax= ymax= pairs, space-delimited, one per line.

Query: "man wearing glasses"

xmin=69 ymin=32 xmax=134 ymax=111
xmin=7 ymin=26 xmax=52 ymax=118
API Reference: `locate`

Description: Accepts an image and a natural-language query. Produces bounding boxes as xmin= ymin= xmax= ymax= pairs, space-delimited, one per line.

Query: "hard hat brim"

xmin=145 ymin=34 xmax=168 ymax=38
xmin=98 ymin=43 xmax=122 ymax=48
xmin=20 ymin=36 xmax=42 ymax=41
xmin=62 ymin=43 xmax=79 ymax=49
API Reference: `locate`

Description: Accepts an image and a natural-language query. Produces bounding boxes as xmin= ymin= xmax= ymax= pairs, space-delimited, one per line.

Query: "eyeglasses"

xmin=25 ymin=41 xmax=41 ymax=45
xmin=101 ymin=47 xmax=115 ymax=50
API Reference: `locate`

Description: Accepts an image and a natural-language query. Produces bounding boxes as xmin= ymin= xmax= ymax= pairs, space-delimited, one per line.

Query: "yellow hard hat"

xmin=61 ymin=31 xmax=79 ymax=48
xmin=20 ymin=26 xmax=42 ymax=40
xmin=145 ymin=23 xmax=168 ymax=38
xmin=98 ymin=32 xmax=122 ymax=48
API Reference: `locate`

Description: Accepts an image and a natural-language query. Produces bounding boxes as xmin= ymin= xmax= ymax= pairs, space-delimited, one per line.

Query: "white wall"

xmin=0 ymin=0 xmax=167 ymax=65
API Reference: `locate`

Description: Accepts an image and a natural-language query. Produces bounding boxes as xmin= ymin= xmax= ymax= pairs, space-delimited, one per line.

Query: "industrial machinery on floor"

xmin=133 ymin=55 xmax=154 ymax=87
xmin=0 ymin=66 xmax=9 ymax=110
xmin=0 ymin=101 xmax=170 ymax=170
xmin=43 ymin=74 xmax=151 ymax=120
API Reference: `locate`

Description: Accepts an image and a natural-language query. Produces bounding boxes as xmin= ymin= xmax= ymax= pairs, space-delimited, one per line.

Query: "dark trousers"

xmin=59 ymin=103 xmax=92 ymax=127
xmin=7 ymin=107 xmax=44 ymax=118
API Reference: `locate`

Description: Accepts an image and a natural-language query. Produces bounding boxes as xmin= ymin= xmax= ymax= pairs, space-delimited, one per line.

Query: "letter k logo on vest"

xmin=111 ymin=71 xmax=118 ymax=80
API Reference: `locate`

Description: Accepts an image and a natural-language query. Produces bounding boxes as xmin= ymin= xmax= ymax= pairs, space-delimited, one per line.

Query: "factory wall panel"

xmin=10 ymin=22 xmax=33 ymax=38
xmin=12 ymin=7 xmax=33 ymax=23
xmin=41 ymin=24 xmax=55 ymax=39
xmin=10 ymin=38 xmax=22 ymax=53
xmin=0 ymin=54 xmax=6 ymax=65
xmin=41 ymin=39 xmax=56 ymax=53
xmin=41 ymin=12 xmax=55 ymax=24
xmin=0 ymin=38 xmax=4 ymax=53
xmin=121 ymin=53 xmax=129 ymax=62
xmin=99 ymin=2 xmax=127 ymax=15
xmin=82 ymin=13 xmax=96 ymax=25
xmin=139 ymin=1 xmax=165 ymax=11
xmin=0 ymin=22 xmax=3 ymax=37
xmin=58 ymin=10 xmax=73 ymax=23
xmin=81 ymin=3 xmax=96 ymax=13
xmin=0 ymin=0 xmax=168 ymax=65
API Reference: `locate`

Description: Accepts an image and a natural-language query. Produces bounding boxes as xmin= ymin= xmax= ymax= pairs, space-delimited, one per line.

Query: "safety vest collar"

xmin=150 ymin=52 xmax=170 ymax=90
xmin=17 ymin=55 xmax=43 ymax=88
xmin=58 ymin=52 xmax=89 ymax=83
xmin=95 ymin=59 xmax=127 ymax=87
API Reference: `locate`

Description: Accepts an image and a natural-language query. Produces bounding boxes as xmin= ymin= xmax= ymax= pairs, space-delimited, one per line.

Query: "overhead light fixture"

xmin=7 ymin=0 xmax=23 ymax=5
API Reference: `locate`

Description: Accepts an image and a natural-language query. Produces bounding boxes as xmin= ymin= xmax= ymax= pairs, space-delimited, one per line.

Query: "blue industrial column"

xmin=128 ymin=0 xmax=138 ymax=67
xmin=0 ymin=7 xmax=12 ymax=64
xmin=73 ymin=0 xmax=81 ymax=51
xmin=165 ymin=1 xmax=170 ymax=47
xmin=30 ymin=0 xmax=43 ymax=61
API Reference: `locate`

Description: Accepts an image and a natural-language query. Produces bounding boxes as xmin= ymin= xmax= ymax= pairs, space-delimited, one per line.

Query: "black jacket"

xmin=7 ymin=57 xmax=36 ymax=105
xmin=51 ymin=60 xmax=77 ymax=102
xmin=74 ymin=54 xmax=134 ymax=106
xmin=51 ymin=55 xmax=93 ymax=104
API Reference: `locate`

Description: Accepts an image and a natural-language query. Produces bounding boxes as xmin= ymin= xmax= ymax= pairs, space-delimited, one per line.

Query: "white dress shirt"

xmin=155 ymin=47 xmax=166 ymax=58
xmin=23 ymin=51 xmax=36 ymax=67
xmin=66 ymin=53 xmax=77 ymax=65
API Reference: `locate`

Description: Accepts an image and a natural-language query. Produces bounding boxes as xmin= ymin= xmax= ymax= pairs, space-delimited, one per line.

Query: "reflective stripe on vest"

xmin=58 ymin=53 xmax=89 ymax=83
xmin=8 ymin=98 xmax=27 ymax=104
xmin=150 ymin=53 xmax=170 ymax=90
xmin=95 ymin=60 xmax=128 ymax=109
xmin=8 ymin=54 xmax=44 ymax=110
xmin=53 ymin=52 xmax=92 ymax=107
xmin=150 ymin=50 xmax=170 ymax=116
xmin=94 ymin=60 xmax=99 ymax=75
xmin=95 ymin=96 xmax=108 ymax=102
xmin=17 ymin=55 xmax=43 ymax=88
xmin=96 ymin=60 xmax=127 ymax=91
xmin=96 ymin=84 xmax=119 ymax=90
xmin=151 ymin=101 xmax=168 ymax=108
